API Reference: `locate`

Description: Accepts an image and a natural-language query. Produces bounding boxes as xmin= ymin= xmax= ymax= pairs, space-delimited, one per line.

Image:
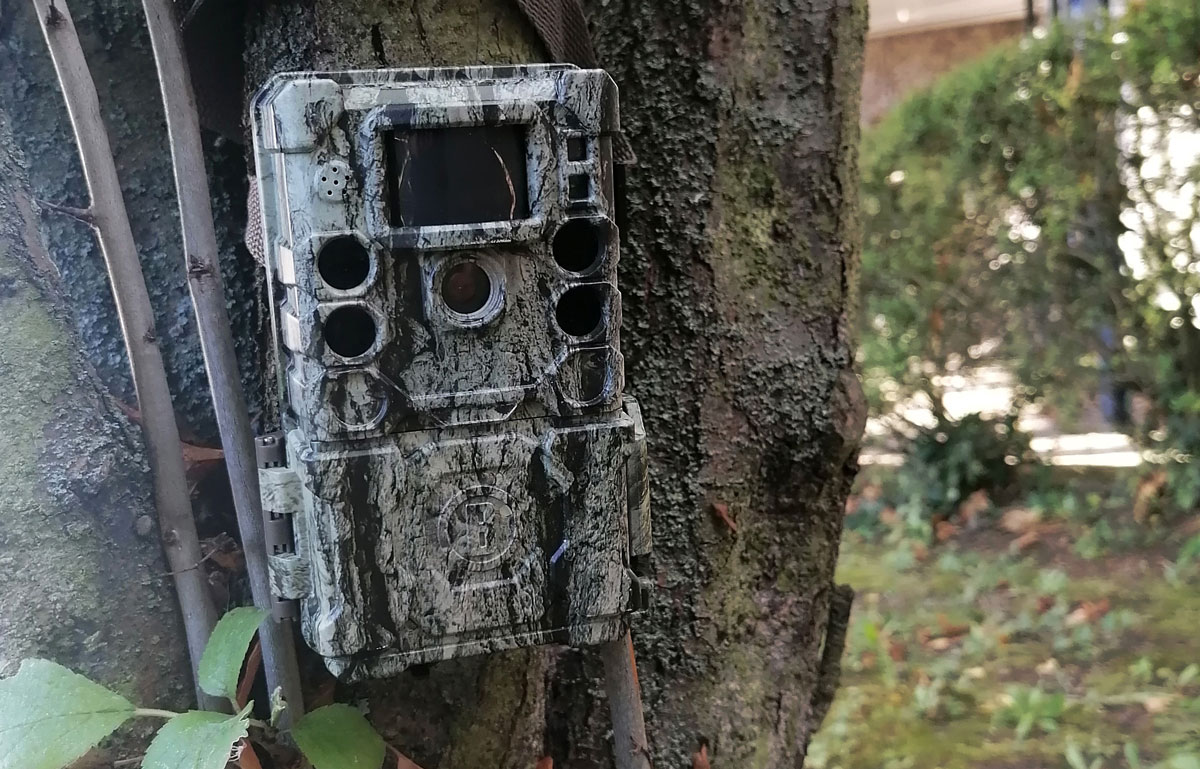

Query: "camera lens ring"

xmin=436 ymin=253 xmax=505 ymax=328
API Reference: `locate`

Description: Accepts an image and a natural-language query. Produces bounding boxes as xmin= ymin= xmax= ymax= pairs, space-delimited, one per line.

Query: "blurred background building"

xmin=863 ymin=0 xmax=1119 ymax=122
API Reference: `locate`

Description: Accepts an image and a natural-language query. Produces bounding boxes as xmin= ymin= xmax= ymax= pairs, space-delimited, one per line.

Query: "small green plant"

xmin=1065 ymin=740 xmax=1106 ymax=769
xmin=1167 ymin=534 xmax=1200 ymax=585
xmin=0 ymin=607 xmax=385 ymax=769
xmin=994 ymin=684 xmax=1066 ymax=739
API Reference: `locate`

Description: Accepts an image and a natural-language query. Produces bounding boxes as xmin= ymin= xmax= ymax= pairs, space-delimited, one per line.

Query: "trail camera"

xmin=249 ymin=66 xmax=651 ymax=681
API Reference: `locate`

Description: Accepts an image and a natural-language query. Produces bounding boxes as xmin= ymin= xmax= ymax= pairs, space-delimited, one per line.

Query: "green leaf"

xmin=198 ymin=606 xmax=268 ymax=703
xmin=1124 ymin=741 xmax=1142 ymax=769
xmin=141 ymin=711 xmax=249 ymax=769
xmin=293 ymin=704 xmax=386 ymax=769
xmin=1065 ymin=741 xmax=1088 ymax=769
xmin=0 ymin=658 xmax=135 ymax=769
xmin=1168 ymin=755 xmax=1200 ymax=769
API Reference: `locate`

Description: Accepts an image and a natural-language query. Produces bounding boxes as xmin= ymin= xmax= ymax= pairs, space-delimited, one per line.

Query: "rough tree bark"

xmin=243 ymin=1 xmax=867 ymax=766
xmin=0 ymin=111 xmax=191 ymax=749
xmin=0 ymin=0 xmax=865 ymax=765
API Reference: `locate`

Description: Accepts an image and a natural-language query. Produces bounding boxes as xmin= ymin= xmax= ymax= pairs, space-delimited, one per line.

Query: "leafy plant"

xmin=861 ymin=0 xmax=1200 ymax=511
xmin=1065 ymin=740 xmax=1105 ymax=769
xmin=994 ymin=684 xmax=1067 ymax=739
xmin=0 ymin=608 xmax=387 ymax=769
xmin=894 ymin=411 xmax=1034 ymax=529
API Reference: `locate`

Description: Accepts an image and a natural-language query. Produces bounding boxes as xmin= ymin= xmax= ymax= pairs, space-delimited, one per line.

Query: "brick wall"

xmin=862 ymin=20 xmax=1026 ymax=124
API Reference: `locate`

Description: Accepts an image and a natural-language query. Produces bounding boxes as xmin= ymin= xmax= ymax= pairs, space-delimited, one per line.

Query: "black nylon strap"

xmin=516 ymin=0 xmax=600 ymax=68
xmin=515 ymin=0 xmax=636 ymax=164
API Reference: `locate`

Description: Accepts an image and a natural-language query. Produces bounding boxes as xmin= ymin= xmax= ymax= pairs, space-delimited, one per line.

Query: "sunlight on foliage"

xmin=861 ymin=0 xmax=1200 ymax=510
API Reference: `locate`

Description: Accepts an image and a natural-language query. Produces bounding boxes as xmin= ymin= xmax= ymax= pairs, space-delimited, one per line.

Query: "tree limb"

xmin=34 ymin=198 xmax=94 ymax=225
xmin=138 ymin=0 xmax=305 ymax=724
xmin=29 ymin=0 xmax=220 ymax=710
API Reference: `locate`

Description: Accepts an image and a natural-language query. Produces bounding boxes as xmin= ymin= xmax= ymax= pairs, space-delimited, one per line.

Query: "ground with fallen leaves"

xmin=810 ymin=468 xmax=1200 ymax=769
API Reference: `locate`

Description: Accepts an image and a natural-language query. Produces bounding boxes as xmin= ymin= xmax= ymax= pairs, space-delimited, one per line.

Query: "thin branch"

xmin=600 ymin=631 xmax=651 ymax=769
xmin=29 ymin=0 xmax=221 ymax=711
xmin=34 ymin=198 xmax=94 ymax=225
xmin=138 ymin=0 xmax=305 ymax=724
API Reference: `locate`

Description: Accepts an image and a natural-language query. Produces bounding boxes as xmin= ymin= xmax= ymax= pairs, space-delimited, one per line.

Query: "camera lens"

xmin=317 ymin=236 xmax=371 ymax=290
xmin=323 ymin=305 xmax=377 ymax=358
xmin=441 ymin=261 xmax=492 ymax=316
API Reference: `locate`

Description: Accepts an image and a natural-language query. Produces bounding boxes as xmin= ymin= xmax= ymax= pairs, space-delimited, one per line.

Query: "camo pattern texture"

xmin=250 ymin=66 xmax=650 ymax=679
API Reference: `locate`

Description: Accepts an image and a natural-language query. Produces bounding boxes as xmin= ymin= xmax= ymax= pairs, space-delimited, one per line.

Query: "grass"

xmin=811 ymin=469 xmax=1200 ymax=769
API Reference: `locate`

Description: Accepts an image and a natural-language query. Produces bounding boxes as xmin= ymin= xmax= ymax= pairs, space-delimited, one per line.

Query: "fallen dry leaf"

xmin=958 ymin=490 xmax=991 ymax=525
xmin=236 ymin=740 xmax=264 ymax=769
xmin=236 ymin=639 xmax=262 ymax=709
xmin=935 ymin=520 xmax=959 ymax=543
xmin=388 ymin=745 xmax=427 ymax=769
xmin=937 ymin=615 xmax=964 ymax=632
xmin=711 ymin=502 xmax=738 ymax=533
xmin=1001 ymin=507 xmax=1041 ymax=534
xmin=1011 ymin=530 xmax=1041 ymax=552
xmin=1133 ymin=470 xmax=1167 ymax=523
xmin=1065 ymin=598 xmax=1110 ymax=628
xmin=1143 ymin=694 xmax=1174 ymax=714
xmin=927 ymin=636 xmax=959 ymax=651
xmin=1036 ymin=658 xmax=1060 ymax=676
xmin=200 ymin=533 xmax=244 ymax=572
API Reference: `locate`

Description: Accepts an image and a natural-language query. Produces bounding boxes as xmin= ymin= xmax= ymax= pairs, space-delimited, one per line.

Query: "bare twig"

xmin=29 ymin=0 xmax=220 ymax=710
xmin=138 ymin=0 xmax=304 ymax=725
xmin=600 ymin=631 xmax=652 ymax=769
xmin=34 ymin=198 xmax=94 ymax=225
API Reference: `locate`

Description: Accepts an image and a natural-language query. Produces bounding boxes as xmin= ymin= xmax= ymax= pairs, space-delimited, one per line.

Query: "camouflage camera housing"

xmin=249 ymin=65 xmax=651 ymax=681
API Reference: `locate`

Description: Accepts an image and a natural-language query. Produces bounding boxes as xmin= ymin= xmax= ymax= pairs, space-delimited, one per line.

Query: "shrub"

xmin=861 ymin=0 xmax=1200 ymax=510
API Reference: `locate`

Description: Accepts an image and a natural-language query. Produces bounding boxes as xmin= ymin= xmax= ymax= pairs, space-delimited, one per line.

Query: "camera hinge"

xmin=256 ymin=433 xmax=310 ymax=620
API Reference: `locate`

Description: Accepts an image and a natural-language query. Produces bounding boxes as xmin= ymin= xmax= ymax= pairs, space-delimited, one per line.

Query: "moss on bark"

xmin=0 ymin=113 xmax=190 ymax=748
xmin=0 ymin=0 xmax=264 ymax=442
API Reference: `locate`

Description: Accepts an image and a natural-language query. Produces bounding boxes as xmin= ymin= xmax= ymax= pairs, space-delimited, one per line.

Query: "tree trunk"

xmin=0 ymin=0 xmax=865 ymax=764
xmin=244 ymin=1 xmax=867 ymax=766
xmin=0 ymin=110 xmax=191 ymax=750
